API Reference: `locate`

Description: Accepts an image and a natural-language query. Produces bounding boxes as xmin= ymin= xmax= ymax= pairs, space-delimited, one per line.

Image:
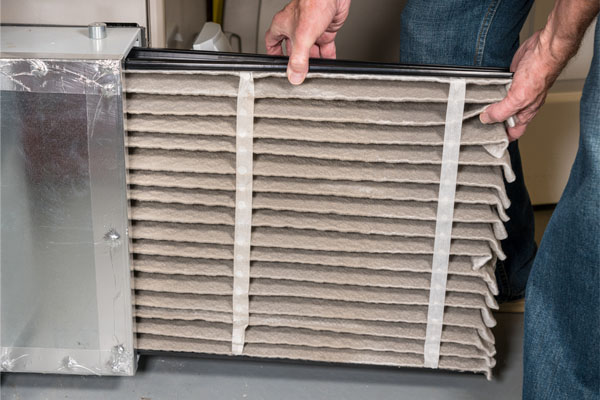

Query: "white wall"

xmin=0 ymin=0 xmax=147 ymax=27
xmin=0 ymin=0 xmax=209 ymax=49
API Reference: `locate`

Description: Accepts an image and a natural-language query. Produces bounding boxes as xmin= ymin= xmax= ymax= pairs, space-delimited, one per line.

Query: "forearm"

xmin=540 ymin=0 xmax=599 ymax=68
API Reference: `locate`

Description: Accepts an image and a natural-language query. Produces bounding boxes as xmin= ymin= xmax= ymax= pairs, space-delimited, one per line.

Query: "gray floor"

xmin=1 ymin=313 xmax=523 ymax=400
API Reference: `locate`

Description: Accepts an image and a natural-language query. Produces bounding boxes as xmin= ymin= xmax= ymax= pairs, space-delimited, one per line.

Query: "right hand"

xmin=265 ymin=0 xmax=351 ymax=85
xmin=479 ymin=31 xmax=563 ymax=141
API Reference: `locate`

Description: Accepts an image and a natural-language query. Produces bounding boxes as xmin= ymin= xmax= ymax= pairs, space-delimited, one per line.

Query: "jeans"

xmin=523 ymin=21 xmax=600 ymax=400
xmin=399 ymin=0 xmax=537 ymax=302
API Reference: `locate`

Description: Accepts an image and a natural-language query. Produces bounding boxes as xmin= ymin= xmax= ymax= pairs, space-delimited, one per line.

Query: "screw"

xmin=88 ymin=22 xmax=107 ymax=40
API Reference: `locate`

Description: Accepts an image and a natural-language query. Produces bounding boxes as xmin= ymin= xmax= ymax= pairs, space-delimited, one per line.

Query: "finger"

xmin=265 ymin=11 xmax=291 ymax=56
xmin=318 ymin=40 xmax=337 ymax=59
xmin=265 ymin=26 xmax=286 ymax=55
xmin=507 ymin=124 xmax=527 ymax=142
xmin=265 ymin=35 xmax=285 ymax=56
xmin=480 ymin=92 xmax=524 ymax=124
xmin=287 ymin=23 xmax=325 ymax=85
xmin=309 ymin=44 xmax=320 ymax=59
xmin=287 ymin=39 xmax=314 ymax=84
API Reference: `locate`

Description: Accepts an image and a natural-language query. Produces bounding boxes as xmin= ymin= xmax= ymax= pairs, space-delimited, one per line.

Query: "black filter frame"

xmin=125 ymin=47 xmax=512 ymax=79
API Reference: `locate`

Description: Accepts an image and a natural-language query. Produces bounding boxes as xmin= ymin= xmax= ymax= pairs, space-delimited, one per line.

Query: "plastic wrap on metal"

xmin=0 ymin=58 xmax=135 ymax=375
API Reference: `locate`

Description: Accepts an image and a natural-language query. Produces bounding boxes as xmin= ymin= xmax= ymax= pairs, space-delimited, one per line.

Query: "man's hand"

xmin=480 ymin=31 xmax=563 ymax=141
xmin=480 ymin=0 xmax=599 ymax=141
xmin=265 ymin=0 xmax=351 ymax=85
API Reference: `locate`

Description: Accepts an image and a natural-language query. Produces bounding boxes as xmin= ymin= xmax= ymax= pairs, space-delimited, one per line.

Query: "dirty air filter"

xmin=124 ymin=49 xmax=513 ymax=379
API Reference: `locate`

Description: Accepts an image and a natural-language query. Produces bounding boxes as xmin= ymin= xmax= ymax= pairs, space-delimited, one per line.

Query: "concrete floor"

xmin=1 ymin=313 xmax=523 ymax=400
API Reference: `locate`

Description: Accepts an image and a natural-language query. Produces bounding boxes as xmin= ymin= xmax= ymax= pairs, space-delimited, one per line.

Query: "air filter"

xmin=124 ymin=50 xmax=513 ymax=379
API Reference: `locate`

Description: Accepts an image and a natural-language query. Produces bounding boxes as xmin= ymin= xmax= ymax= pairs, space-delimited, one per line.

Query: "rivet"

xmin=64 ymin=356 xmax=78 ymax=369
xmin=104 ymin=228 xmax=121 ymax=246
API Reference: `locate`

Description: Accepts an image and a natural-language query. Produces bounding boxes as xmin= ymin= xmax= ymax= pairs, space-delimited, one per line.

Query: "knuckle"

xmin=272 ymin=12 xmax=285 ymax=27
xmin=508 ymin=95 xmax=525 ymax=109
xmin=289 ymin=56 xmax=308 ymax=70
xmin=264 ymin=29 xmax=273 ymax=41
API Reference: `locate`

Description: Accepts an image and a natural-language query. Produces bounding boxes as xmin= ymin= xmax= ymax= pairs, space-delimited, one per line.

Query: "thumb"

xmin=287 ymin=34 xmax=315 ymax=85
xmin=480 ymin=92 xmax=522 ymax=124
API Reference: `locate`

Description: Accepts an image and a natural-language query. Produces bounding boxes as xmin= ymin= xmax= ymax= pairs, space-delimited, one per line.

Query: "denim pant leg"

xmin=399 ymin=0 xmax=537 ymax=301
xmin=523 ymin=22 xmax=600 ymax=400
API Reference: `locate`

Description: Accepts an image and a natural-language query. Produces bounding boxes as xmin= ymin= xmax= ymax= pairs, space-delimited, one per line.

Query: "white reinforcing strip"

xmin=424 ymin=78 xmax=466 ymax=368
xmin=231 ymin=72 xmax=254 ymax=355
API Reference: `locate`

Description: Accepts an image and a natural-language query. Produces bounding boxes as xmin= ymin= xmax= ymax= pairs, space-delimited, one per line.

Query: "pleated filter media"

xmin=124 ymin=70 xmax=513 ymax=379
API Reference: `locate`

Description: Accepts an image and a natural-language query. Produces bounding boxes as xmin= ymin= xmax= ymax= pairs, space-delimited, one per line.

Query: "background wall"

xmin=0 ymin=0 xmax=207 ymax=49
xmin=223 ymin=0 xmax=406 ymax=60
xmin=0 ymin=0 xmax=147 ymax=28
xmin=255 ymin=0 xmax=406 ymax=61
xmin=165 ymin=0 xmax=207 ymax=49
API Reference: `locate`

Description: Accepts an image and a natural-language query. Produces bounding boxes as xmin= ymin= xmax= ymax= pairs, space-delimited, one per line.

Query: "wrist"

xmin=537 ymin=0 xmax=598 ymax=68
xmin=537 ymin=24 xmax=575 ymax=69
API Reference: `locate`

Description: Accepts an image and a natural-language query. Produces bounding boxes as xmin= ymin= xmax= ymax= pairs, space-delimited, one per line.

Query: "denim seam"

xmin=474 ymin=0 xmax=503 ymax=66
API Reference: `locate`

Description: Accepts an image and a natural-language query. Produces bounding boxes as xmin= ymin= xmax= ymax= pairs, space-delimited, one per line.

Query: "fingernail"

xmin=480 ymin=112 xmax=491 ymax=124
xmin=288 ymin=71 xmax=304 ymax=85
